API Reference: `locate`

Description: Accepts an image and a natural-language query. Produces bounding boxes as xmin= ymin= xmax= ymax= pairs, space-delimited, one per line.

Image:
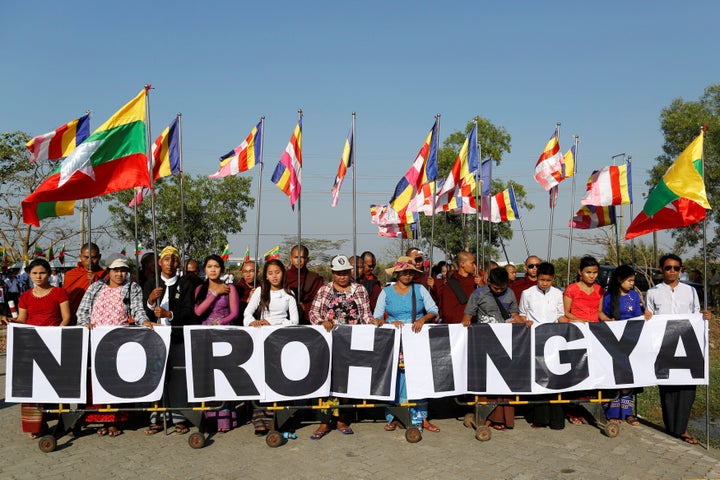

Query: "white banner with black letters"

xmin=5 ymin=316 xmax=708 ymax=403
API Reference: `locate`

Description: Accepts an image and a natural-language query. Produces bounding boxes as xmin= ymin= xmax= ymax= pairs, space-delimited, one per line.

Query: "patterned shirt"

xmin=309 ymin=282 xmax=373 ymax=325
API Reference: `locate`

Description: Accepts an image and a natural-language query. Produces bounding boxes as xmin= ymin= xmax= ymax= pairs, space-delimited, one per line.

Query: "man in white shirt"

xmin=645 ymin=253 xmax=710 ymax=445
xmin=518 ymin=262 xmax=567 ymax=325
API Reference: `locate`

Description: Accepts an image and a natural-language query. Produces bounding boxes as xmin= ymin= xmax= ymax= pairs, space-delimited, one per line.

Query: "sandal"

xmin=625 ymin=416 xmax=640 ymax=426
xmin=107 ymin=425 xmax=123 ymax=437
xmin=174 ymin=423 xmax=189 ymax=435
xmin=97 ymin=427 xmax=108 ymax=436
xmin=423 ymin=421 xmax=440 ymax=433
xmin=144 ymin=423 xmax=163 ymax=435
xmin=336 ymin=426 xmax=354 ymax=435
xmin=310 ymin=429 xmax=330 ymax=440
xmin=679 ymin=433 xmax=699 ymax=445
xmin=566 ymin=415 xmax=585 ymax=426
xmin=384 ymin=422 xmax=397 ymax=431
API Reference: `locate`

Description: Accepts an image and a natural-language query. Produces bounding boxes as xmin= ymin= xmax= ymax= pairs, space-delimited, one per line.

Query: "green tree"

xmin=278 ymin=236 xmax=348 ymax=265
xmin=649 ymin=84 xmax=720 ymax=255
xmin=0 ymin=131 xmax=81 ymax=262
xmin=106 ymin=173 xmax=254 ymax=261
xmin=419 ymin=116 xmax=533 ymax=262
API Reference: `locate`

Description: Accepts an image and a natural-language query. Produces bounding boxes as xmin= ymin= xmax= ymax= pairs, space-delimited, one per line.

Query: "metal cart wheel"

xmin=405 ymin=426 xmax=422 ymax=443
xmin=38 ymin=435 xmax=57 ymax=453
xmin=188 ymin=432 xmax=206 ymax=449
xmin=266 ymin=431 xmax=284 ymax=448
xmin=475 ymin=425 xmax=492 ymax=442
xmin=604 ymin=422 xmax=620 ymax=438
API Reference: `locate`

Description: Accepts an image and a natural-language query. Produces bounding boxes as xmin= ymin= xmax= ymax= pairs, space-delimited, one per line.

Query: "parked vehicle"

xmin=597 ymin=265 xmax=704 ymax=307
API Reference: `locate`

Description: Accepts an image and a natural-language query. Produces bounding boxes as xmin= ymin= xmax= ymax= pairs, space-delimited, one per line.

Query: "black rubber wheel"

xmin=604 ymin=422 xmax=620 ymax=438
xmin=405 ymin=427 xmax=422 ymax=443
xmin=266 ymin=431 xmax=284 ymax=448
xmin=463 ymin=413 xmax=475 ymax=429
xmin=188 ymin=432 xmax=205 ymax=449
xmin=38 ymin=435 xmax=57 ymax=453
xmin=475 ymin=425 xmax=492 ymax=442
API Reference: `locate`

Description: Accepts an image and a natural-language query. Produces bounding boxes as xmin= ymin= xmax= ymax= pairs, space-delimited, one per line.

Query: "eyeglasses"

xmin=664 ymin=265 xmax=682 ymax=272
xmin=526 ymin=264 xmax=540 ymax=269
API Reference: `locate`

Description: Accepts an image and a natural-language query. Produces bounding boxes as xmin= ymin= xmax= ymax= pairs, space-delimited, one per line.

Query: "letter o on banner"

xmin=94 ymin=329 xmax=168 ymax=398
xmin=264 ymin=327 xmax=330 ymax=397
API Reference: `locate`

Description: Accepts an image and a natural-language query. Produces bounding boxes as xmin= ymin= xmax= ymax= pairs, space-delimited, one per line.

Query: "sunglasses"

xmin=526 ymin=264 xmax=540 ymax=269
xmin=664 ymin=265 xmax=681 ymax=272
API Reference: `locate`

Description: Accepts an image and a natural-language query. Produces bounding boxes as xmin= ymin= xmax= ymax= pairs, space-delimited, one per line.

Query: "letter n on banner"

xmin=91 ymin=326 xmax=171 ymax=404
xmin=6 ymin=324 xmax=88 ymax=403
xmin=403 ymin=324 xmax=467 ymax=399
xmin=330 ymin=325 xmax=399 ymax=401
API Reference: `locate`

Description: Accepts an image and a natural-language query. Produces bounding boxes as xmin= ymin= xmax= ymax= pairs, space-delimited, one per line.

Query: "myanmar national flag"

xmin=221 ymin=244 xmax=230 ymax=261
xmin=625 ymin=132 xmax=711 ymax=240
xmin=264 ymin=245 xmax=280 ymax=261
xmin=22 ymin=89 xmax=152 ymax=227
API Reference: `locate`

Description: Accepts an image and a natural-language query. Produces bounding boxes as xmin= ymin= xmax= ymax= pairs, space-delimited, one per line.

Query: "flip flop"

xmin=384 ymin=423 xmax=397 ymax=431
xmin=423 ymin=422 xmax=440 ymax=432
xmin=310 ymin=429 xmax=330 ymax=440
xmin=680 ymin=433 xmax=699 ymax=445
xmin=97 ymin=427 xmax=108 ymax=436
xmin=174 ymin=423 xmax=189 ymax=435
xmin=145 ymin=424 xmax=163 ymax=435
xmin=107 ymin=425 xmax=123 ymax=437
xmin=336 ymin=426 xmax=354 ymax=435
xmin=625 ymin=416 xmax=640 ymax=426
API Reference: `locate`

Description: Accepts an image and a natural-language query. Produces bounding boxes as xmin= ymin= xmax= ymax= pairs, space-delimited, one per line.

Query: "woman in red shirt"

xmin=7 ymin=258 xmax=70 ymax=438
xmin=563 ymin=256 xmax=604 ymax=322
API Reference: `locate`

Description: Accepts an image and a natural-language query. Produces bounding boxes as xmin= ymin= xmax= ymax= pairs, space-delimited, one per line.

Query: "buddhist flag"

xmin=569 ymin=205 xmax=616 ymax=229
xmin=378 ymin=221 xmax=419 ymax=239
xmin=625 ymin=132 xmax=710 ymax=239
xmin=562 ymin=144 xmax=576 ymax=179
xmin=152 ymin=117 xmax=181 ymax=180
xmin=580 ymin=164 xmax=632 ymax=206
xmin=481 ymin=187 xmax=520 ymax=223
xmin=534 ymin=127 xmax=564 ymax=191
xmin=264 ymin=245 xmax=280 ymax=261
xmin=271 ymin=117 xmax=302 ymax=209
xmin=22 ymin=89 xmax=152 ymax=227
xmin=221 ymin=244 xmax=230 ymax=262
xmin=209 ymin=120 xmax=263 ymax=178
xmin=331 ymin=120 xmax=354 ymax=207
xmin=389 ymin=119 xmax=438 ymax=218
xmin=26 ymin=114 xmax=91 ymax=163
xmin=436 ymin=124 xmax=479 ymax=206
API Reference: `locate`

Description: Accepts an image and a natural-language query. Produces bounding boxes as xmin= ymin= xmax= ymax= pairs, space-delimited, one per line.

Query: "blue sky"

xmin=2 ymin=1 xmax=719 ymax=265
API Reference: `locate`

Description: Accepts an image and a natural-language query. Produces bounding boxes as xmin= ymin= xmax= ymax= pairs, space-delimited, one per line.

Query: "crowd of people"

xmin=0 ymin=243 xmax=710 ymax=446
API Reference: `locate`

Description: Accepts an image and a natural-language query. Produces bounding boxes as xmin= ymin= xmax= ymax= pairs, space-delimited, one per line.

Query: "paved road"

xmin=1 ymin=354 xmax=719 ymax=480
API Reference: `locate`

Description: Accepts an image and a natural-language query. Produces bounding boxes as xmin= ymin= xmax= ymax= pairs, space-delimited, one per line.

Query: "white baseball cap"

xmin=330 ymin=255 xmax=351 ymax=272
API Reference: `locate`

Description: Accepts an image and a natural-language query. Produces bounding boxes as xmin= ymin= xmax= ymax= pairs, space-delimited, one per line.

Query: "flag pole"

xmin=429 ymin=114 xmax=440 ymax=268
xmin=133 ymin=197 xmax=140 ymax=281
xmin=611 ymin=153 xmax=626 ymax=264
xmin=517 ymin=216 xmax=530 ymax=258
xmin=296 ymin=109 xmax=303 ymax=307
xmin=144 ymin=85 xmax=160 ymax=289
xmin=566 ymin=135 xmax=579 ymax=285
xmin=177 ymin=113 xmax=186 ymax=271
xmin=254 ymin=116 xmax=265 ymax=286
xmin=474 ymin=121 xmax=481 ymax=268
xmin=352 ymin=112 xmax=357 ymax=273
xmin=627 ymin=155 xmax=635 ymax=265
xmin=699 ymin=124 xmax=709 ymax=449
xmin=547 ymin=122 xmax=560 ymax=261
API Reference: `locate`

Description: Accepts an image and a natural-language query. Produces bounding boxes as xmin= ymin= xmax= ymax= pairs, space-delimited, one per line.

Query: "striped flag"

xmin=435 ymin=124 xmax=479 ymax=206
xmin=568 ymin=205 xmax=616 ymax=229
xmin=378 ymin=221 xmax=419 ymax=239
xmin=209 ymin=120 xmax=263 ymax=178
xmin=409 ymin=180 xmax=442 ymax=216
xmin=562 ymin=144 xmax=576 ymax=179
xmin=264 ymin=245 xmax=280 ymax=261
xmin=134 ymin=243 xmax=143 ymax=256
xmin=369 ymin=204 xmax=414 ymax=225
xmin=58 ymin=244 xmax=66 ymax=265
xmin=331 ymin=120 xmax=354 ymax=207
xmin=26 ymin=114 xmax=91 ymax=163
xmin=389 ymin=119 xmax=438 ymax=219
xmin=271 ymin=118 xmax=302 ymax=209
xmin=221 ymin=244 xmax=230 ymax=261
xmin=152 ymin=117 xmax=181 ymax=180
xmin=128 ymin=186 xmax=152 ymax=207
xmin=580 ymin=164 xmax=632 ymax=206
xmin=48 ymin=244 xmax=55 ymax=261
xmin=534 ymin=127 xmax=565 ymax=191
xmin=481 ymin=187 xmax=520 ymax=223
xmin=244 ymin=246 xmax=251 ymax=263
xmin=34 ymin=245 xmax=45 ymax=257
